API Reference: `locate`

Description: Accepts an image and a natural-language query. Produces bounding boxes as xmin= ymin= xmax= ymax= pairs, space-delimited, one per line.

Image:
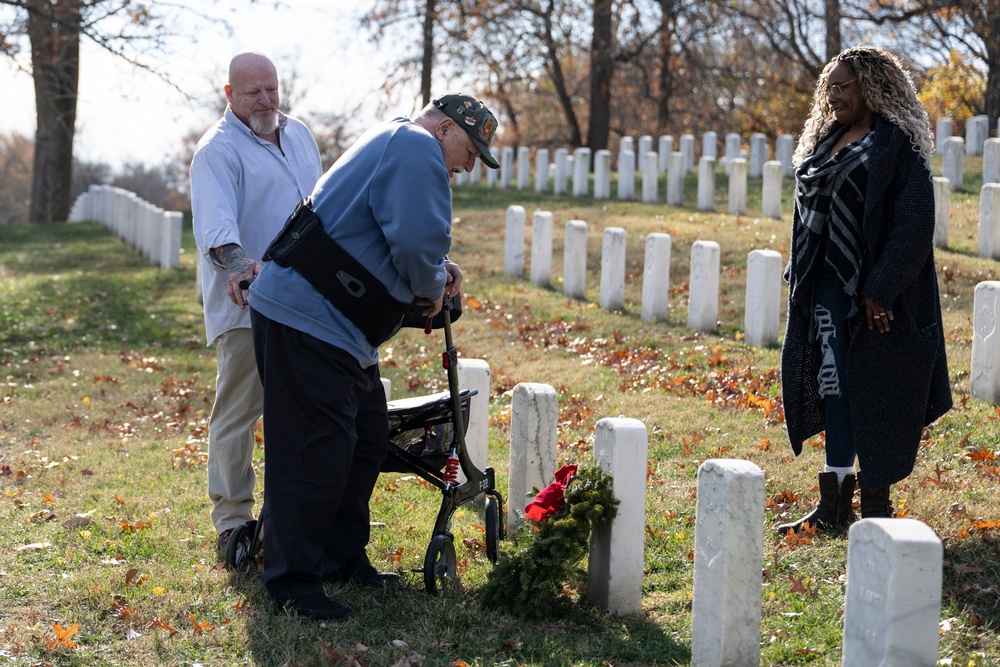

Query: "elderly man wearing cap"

xmin=247 ymin=93 xmax=499 ymax=621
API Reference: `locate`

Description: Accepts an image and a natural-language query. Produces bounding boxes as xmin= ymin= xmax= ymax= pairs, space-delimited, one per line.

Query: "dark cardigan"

xmin=780 ymin=116 xmax=953 ymax=490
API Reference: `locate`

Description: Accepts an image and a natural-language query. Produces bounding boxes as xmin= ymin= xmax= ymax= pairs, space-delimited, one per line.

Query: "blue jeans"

xmin=813 ymin=269 xmax=856 ymax=468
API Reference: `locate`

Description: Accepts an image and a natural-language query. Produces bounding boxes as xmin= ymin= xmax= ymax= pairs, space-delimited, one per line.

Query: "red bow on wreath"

xmin=524 ymin=463 xmax=578 ymax=522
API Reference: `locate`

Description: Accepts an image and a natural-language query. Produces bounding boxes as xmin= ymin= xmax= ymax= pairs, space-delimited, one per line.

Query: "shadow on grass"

xmin=227 ymin=560 xmax=689 ymax=666
xmin=941 ymin=536 xmax=1000 ymax=631
xmin=0 ymin=222 xmax=201 ymax=352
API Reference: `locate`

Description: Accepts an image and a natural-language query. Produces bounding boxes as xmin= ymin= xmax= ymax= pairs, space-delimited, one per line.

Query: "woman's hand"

xmin=863 ymin=297 xmax=893 ymax=333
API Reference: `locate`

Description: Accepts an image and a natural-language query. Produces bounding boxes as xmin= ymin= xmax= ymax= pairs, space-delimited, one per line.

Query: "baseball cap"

xmin=433 ymin=94 xmax=500 ymax=169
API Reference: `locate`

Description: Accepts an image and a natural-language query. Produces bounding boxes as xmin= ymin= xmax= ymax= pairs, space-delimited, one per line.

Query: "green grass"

xmin=1 ymin=159 xmax=999 ymax=665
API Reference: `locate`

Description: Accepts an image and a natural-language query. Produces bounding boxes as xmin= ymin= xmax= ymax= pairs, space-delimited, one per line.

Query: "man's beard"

xmin=249 ymin=109 xmax=279 ymax=135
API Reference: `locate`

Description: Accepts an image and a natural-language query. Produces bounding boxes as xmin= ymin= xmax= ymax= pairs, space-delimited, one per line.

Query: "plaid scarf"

xmin=790 ymin=128 xmax=871 ymax=318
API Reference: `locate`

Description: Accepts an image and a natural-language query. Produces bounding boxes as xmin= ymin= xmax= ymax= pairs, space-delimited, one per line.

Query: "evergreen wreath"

xmin=479 ymin=463 xmax=619 ymax=619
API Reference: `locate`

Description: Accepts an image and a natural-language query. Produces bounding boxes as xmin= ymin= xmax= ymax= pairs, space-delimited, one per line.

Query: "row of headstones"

xmin=505 ymin=205 xmax=1000 ymax=406
xmin=933 ymin=179 xmax=1000 ymax=256
xmin=936 ymin=115 xmax=996 ymax=157
xmin=504 ymin=205 xmax=784 ymax=346
xmin=67 ymin=184 xmax=183 ymax=269
xmin=457 ymin=133 xmax=794 ymax=204
xmin=416 ymin=366 xmax=945 ymax=664
xmin=938 ymin=136 xmax=1000 ymax=190
xmin=457 ymin=117 xmax=997 ymax=199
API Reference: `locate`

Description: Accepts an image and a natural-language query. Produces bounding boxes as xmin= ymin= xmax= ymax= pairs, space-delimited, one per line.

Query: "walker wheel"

xmin=423 ymin=533 xmax=457 ymax=595
xmin=485 ymin=496 xmax=501 ymax=564
xmin=225 ymin=521 xmax=257 ymax=573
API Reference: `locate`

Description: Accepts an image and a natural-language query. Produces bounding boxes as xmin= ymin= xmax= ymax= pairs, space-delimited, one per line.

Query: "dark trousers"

xmin=250 ymin=308 xmax=388 ymax=602
xmin=813 ymin=269 xmax=856 ymax=468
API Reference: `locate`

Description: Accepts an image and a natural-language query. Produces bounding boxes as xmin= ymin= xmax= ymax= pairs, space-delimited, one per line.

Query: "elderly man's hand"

xmin=444 ymin=260 xmax=463 ymax=297
xmin=415 ymin=295 xmax=444 ymax=318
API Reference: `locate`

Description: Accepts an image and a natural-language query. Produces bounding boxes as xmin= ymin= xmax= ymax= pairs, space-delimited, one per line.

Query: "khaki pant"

xmin=208 ymin=328 xmax=262 ymax=534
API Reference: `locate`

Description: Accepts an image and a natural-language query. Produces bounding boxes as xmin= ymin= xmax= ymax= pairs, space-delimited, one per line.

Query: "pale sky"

xmin=5 ymin=0 xmax=426 ymax=169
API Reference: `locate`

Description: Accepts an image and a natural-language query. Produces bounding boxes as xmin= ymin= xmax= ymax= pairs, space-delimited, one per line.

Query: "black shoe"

xmin=329 ymin=564 xmax=400 ymax=590
xmin=275 ymin=592 xmax=353 ymax=621
xmin=215 ymin=528 xmax=235 ymax=557
xmin=350 ymin=569 xmax=400 ymax=590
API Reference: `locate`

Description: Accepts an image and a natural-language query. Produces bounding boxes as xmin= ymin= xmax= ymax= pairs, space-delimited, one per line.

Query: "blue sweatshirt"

xmin=250 ymin=117 xmax=452 ymax=368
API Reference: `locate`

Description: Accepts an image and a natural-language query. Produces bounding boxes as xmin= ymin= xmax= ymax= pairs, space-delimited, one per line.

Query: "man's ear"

xmin=224 ymin=84 xmax=234 ymax=103
xmin=435 ymin=117 xmax=455 ymax=141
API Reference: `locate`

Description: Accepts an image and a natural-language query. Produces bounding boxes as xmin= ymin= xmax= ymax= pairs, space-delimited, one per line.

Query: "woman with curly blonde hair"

xmin=778 ymin=46 xmax=952 ymax=535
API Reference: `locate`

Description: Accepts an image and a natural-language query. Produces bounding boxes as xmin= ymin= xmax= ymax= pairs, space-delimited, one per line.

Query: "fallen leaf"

xmin=63 ymin=516 xmax=94 ymax=529
xmin=190 ymin=615 xmax=213 ymax=635
xmin=151 ymin=617 xmax=177 ymax=637
xmin=49 ymin=622 xmax=79 ymax=650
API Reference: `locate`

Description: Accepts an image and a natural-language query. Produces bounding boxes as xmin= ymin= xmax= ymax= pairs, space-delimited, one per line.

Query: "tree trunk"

xmin=588 ymin=0 xmax=613 ymax=150
xmin=656 ymin=0 xmax=676 ymax=129
xmin=537 ymin=1 xmax=583 ymax=146
xmin=824 ymin=0 xmax=841 ymax=62
xmin=986 ymin=0 xmax=1000 ymax=127
xmin=421 ymin=0 xmax=436 ymax=107
xmin=27 ymin=0 xmax=81 ymax=223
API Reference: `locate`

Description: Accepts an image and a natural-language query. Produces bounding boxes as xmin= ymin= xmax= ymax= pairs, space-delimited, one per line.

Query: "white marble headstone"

xmin=594 ymin=150 xmax=612 ymax=199
xmin=535 ymin=148 xmax=550 ymax=194
xmin=688 ymin=240 xmax=720 ymax=332
xmin=729 ymin=158 xmax=748 ymax=215
xmin=563 ymin=219 xmax=588 ymax=299
xmin=573 ymin=147 xmax=592 ymax=197
xmin=501 ymin=146 xmax=515 ymax=189
xmin=641 ymin=233 xmax=672 ymax=323
xmin=943 ymin=137 xmax=965 ymax=190
xmin=697 ymin=156 xmax=716 ymax=211
xmin=600 ymin=227 xmax=627 ymax=311
xmin=979 ymin=184 xmax=1000 ymax=260
xmin=667 ymin=152 xmax=685 ymax=206
xmin=587 ymin=417 xmax=649 ymax=616
xmin=553 ymin=148 xmax=569 ymax=195
xmin=762 ymin=161 xmax=783 ymax=219
xmin=504 ymin=205 xmax=526 ymax=277
xmin=618 ymin=150 xmax=635 ymax=200
xmin=531 ymin=210 xmax=553 ymax=287
xmin=933 ymin=177 xmax=950 ymax=248
xmin=641 ymin=151 xmax=659 ymax=203
xmin=972 ymin=281 xmax=1000 ymax=403
xmin=843 ymin=519 xmax=942 ymax=667
xmin=691 ymin=459 xmax=765 ymax=667
xmin=935 ymin=117 xmax=951 ymax=155
xmin=506 ymin=382 xmax=558 ymax=529
xmin=744 ymin=249 xmax=782 ymax=348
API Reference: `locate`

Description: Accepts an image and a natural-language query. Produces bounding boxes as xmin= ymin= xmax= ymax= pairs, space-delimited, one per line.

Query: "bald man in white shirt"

xmin=189 ymin=52 xmax=322 ymax=557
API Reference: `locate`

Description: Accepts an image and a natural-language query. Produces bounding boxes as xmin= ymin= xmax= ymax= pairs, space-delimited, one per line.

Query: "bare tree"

xmin=421 ymin=0 xmax=436 ymax=106
xmin=588 ymin=0 xmax=614 ymax=150
xmin=24 ymin=0 xmax=81 ymax=223
xmin=1 ymin=0 xmax=220 ymax=222
xmin=849 ymin=0 xmax=1000 ymax=127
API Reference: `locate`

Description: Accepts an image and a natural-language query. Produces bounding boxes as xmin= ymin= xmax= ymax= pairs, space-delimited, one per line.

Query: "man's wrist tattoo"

xmin=215 ymin=244 xmax=251 ymax=274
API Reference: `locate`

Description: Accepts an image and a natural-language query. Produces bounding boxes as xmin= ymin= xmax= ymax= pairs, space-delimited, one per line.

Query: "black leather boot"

xmin=838 ymin=473 xmax=857 ymax=525
xmin=777 ymin=472 xmax=856 ymax=535
xmin=859 ymin=475 xmax=894 ymax=518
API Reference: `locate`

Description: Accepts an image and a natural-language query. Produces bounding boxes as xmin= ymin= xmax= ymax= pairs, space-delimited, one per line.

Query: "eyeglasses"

xmin=824 ymin=78 xmax=857 ymax=97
